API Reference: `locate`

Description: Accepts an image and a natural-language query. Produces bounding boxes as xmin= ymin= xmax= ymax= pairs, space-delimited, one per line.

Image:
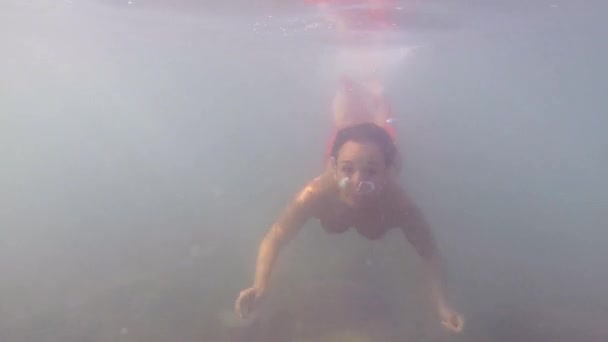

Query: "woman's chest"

xmin=318 ymin=205 xmax=399 ymax=240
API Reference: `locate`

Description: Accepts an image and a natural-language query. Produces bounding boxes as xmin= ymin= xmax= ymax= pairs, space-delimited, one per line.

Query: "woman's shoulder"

xmin=291 ymin=173 xmax=335 ymax=211
xmin=300 ymin=173 xmax=334 ymax=199
xmin=383 ymin=182 xmax=414 ymax=211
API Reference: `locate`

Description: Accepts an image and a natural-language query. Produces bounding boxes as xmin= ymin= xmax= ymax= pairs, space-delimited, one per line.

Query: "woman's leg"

xmin=332 ymin=76 xmax=393 ymax=129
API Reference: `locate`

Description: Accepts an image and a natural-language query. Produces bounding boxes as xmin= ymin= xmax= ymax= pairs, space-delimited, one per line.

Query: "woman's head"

xmin=330 ymin=123 xmax=397 ymax=205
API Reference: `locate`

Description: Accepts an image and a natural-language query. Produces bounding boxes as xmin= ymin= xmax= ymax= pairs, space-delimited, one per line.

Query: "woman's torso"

xmin=311 ymin=173 xmax=402 ymax=240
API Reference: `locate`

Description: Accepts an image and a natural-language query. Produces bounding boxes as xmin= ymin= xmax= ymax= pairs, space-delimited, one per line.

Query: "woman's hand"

xmin=439 ymin=305 xmax=465 ymax=333
xmin=235 ymin=286 xmax=266 ymax=319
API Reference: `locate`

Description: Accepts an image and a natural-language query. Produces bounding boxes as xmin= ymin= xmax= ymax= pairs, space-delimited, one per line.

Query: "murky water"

xmin=1 ymin=1 xmax=607 ymax=341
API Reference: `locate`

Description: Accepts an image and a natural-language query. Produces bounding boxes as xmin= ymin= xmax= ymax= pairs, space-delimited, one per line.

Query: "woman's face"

xmin=334 ymin=140 xmax=388 ymax=206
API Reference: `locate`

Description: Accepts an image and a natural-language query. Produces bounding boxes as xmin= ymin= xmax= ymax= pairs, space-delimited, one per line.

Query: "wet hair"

xmin=330 ymin=123 xmax=397 ymax=167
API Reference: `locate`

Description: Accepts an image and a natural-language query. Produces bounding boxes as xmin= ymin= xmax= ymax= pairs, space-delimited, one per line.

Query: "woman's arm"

xmin=236 ymin=181 xmax=321 ymax=318
xmin=253 ymin=184 xmax=317 ymax=290
xmin=397 ymin=192 xmax=464 ymax=332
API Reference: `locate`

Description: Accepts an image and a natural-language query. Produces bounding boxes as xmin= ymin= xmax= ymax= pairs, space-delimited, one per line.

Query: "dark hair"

xmin=330 ymin=123 xmax=397 ymax=167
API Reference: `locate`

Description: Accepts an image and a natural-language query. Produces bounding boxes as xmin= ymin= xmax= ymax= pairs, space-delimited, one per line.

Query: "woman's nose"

xmin=350 ymin=172 xmax=362 ymax=185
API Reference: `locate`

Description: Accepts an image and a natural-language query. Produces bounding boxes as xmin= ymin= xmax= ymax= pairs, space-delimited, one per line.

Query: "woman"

xmin=235 ymin=86 xmax=464 ymax=333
